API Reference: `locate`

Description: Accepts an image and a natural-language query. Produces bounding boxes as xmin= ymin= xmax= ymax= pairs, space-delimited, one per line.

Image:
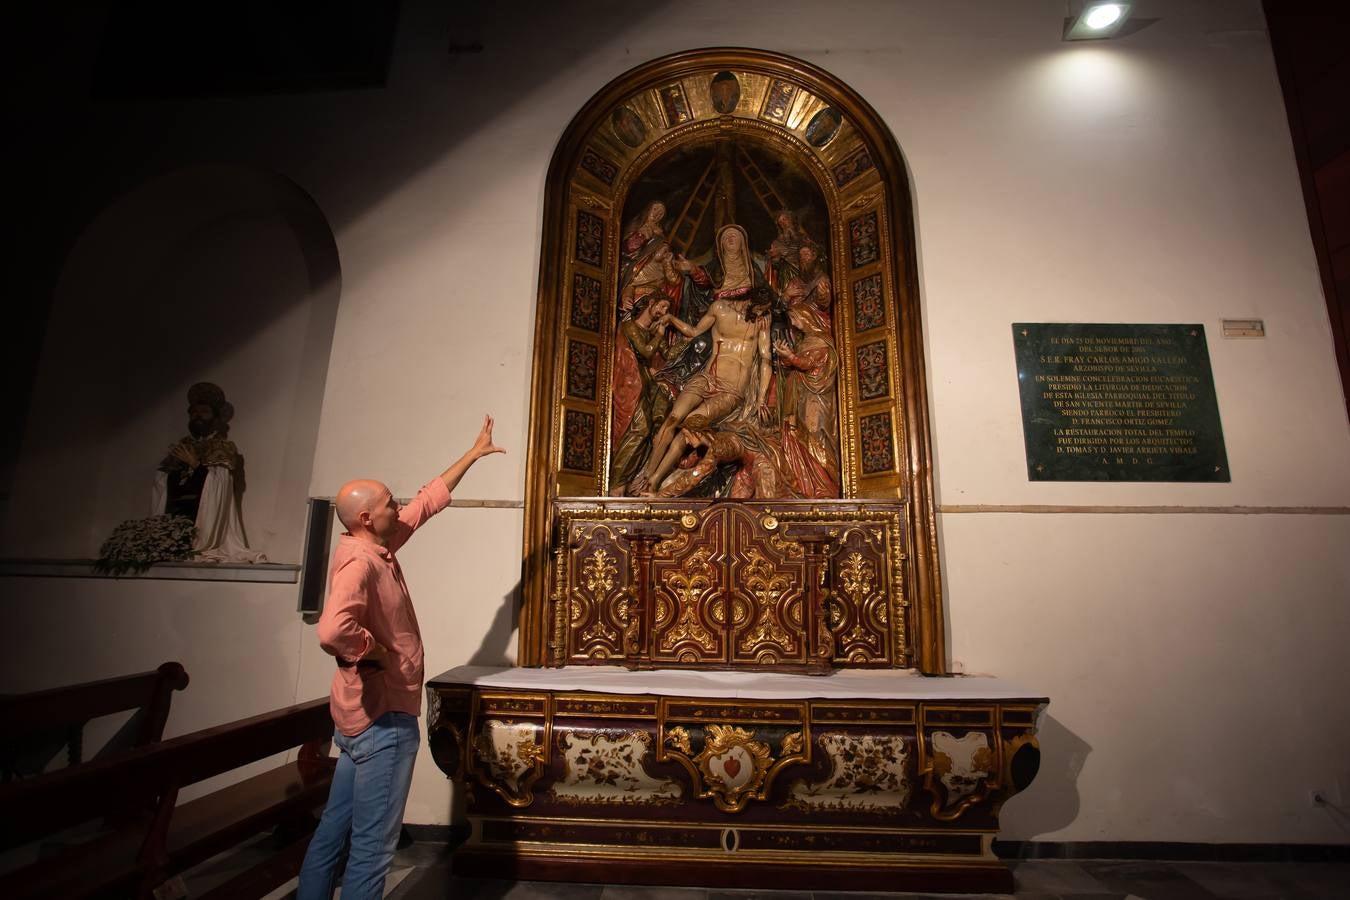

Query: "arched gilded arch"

xmin=521 ymin=49 xmax=945 ymax=673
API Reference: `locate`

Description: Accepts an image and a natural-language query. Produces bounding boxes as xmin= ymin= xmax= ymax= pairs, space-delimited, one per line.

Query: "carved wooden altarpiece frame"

xmin=429 ymin=49 xmax=1045 ymax=894
xmin=522 ymin=48 xmax=945 ymax=675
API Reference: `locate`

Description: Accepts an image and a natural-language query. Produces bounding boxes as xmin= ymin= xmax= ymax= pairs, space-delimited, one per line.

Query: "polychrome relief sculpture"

xmin=610 ymin=141 xmax=841 ymax=500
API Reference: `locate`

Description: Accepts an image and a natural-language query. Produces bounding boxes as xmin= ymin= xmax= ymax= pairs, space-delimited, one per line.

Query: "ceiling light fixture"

xmin=1064 ymin=1 xmax=1133 ymax=41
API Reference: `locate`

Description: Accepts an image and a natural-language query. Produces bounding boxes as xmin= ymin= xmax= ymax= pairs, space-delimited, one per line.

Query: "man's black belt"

xmin=336 ymin=658 xmax=383 ymax=671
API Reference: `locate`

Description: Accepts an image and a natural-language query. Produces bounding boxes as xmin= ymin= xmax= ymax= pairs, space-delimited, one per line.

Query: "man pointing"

xmin=299 ymin=415 xmax=505 ymax=900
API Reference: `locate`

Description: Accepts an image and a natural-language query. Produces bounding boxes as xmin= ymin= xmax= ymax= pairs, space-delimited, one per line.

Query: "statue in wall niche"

xmin=151 ymin=382 xmax=266 ymax=563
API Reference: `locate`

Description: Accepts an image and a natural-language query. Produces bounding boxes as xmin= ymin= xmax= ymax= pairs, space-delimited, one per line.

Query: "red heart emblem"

xmin=722 ymin=756 xmax=741 ymax=778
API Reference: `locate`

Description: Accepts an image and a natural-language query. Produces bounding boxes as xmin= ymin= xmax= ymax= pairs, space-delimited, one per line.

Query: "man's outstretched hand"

xmin=440 ymin=414 xmax=506 ymax=495
xmin=472 ymin=414 xmax=507 ymax=459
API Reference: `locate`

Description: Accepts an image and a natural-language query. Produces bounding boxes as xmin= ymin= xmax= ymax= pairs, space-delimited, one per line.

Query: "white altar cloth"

xmin=432 ymin=666 xmax=1045 ymax=701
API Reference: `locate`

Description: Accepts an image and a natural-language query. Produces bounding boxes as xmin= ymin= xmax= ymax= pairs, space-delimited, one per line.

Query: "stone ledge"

xmin=0 ymin=559 xmax=300 ymax=583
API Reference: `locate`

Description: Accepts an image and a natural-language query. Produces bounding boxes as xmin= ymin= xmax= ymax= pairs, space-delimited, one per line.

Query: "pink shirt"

xmin=317 ymin=478 xmax=451 ymax=736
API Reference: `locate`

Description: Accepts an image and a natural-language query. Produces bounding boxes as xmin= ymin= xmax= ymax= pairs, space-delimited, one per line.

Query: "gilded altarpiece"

xmin=429 ymin=49 xmax=1045 ymax=894
xmin=520 ymin=48 xmax=944 ymax=674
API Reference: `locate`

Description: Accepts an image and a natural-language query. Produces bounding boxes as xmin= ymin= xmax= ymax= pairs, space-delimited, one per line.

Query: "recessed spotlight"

xmin=1086 ymin=5 xmax=1123 ymax=29
xmin=1064 ymin=1 xmax=1133 ymax=41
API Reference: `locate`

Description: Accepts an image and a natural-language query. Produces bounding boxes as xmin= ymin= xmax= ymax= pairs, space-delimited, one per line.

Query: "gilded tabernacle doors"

xmin=561 ymin=503 xmax=824 ymax=671
xmin=657 ymin=506 xmax=810 ymax=668
xmin=550 ymin=499 xmax=907 ymax=673
xmin=523 ymin=49 xmax=946 ymax=674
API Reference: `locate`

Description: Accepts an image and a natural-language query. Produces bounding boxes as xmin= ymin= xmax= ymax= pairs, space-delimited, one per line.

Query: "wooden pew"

xmin=0 ymin=661 xmax=190 ymax=780
xmin=0 ymin=697 xmax=337 ymax=900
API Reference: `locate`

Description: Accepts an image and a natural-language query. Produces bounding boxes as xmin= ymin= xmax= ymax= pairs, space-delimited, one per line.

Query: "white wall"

xmin=8 ymin=0 xmax=1349 ymax=844
xmin=1 ymin=576 xmax=307 ymax=800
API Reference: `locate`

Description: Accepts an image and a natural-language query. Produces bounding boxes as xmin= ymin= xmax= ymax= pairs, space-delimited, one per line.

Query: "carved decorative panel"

xmin=759 ymin=79 xmax=798 ymax=124
xmin=859 ymin=412 xmax=895 ymax=475
xmin=565 ymin=340 xmax=599 ymax=400
xmin=564 ymin=524 xmax=631 ymax=663
xmin=561 ymin=409 xmax=596 ymax=472
xmin=727 ymin=513 xmax=809 ymax=666
xmin=856 ymin=340 xmax=889 ymax=401
xmin=575 ymin=210 xmax=605 ymax=266
xmin=579 ymin=146 xmax=619 ymax=186
xmin=570 ymin=273 xmax=603 ymax=332
xmin=551 ymin=498 xmax=910 ymax=671
xmin=851 ymin=273 xmax=885 ymax=332
xmin=848 ymin=211 xmax=880 ymax=268
xmin=651 ymin=514 xmax=728 ymax=666
xmin=833 ymin=147 xmax=875 ymax=188
xmin=658 ymin=82 xmax=693 ymax=128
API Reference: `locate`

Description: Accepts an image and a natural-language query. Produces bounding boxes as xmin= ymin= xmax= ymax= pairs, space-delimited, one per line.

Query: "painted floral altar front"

xmin=427 ymin=667 xmax=1044 ymax=893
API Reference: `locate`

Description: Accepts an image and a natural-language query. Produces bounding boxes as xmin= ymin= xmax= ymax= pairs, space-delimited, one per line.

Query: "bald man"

xmin=299 ymin=415 xmax=504 ymax=900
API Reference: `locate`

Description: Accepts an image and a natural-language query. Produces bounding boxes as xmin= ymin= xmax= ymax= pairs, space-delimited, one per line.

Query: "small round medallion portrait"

xmin=612 ymin=106 xmax=647 ymax=148
xmin=710 ymin=71 xmax=741 ymax=115
xmin=805 ymin=107 xmax=842 ymax=148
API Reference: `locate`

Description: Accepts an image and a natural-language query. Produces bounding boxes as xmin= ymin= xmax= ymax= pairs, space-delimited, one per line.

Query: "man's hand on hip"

xmin=361 ymin=640 xmax=390 ymax=668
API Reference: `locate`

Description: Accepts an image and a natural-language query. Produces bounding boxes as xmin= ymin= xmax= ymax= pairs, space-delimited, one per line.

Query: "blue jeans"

xmin=298 ymin=711 xmax=420 ymax=900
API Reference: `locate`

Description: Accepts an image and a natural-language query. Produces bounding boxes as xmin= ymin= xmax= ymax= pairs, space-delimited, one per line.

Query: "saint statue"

xmin=766 ymin=210 xmax=807 ymax=292
xmin=782 ymin=241 xmax=833 ymax=336
xmin=151 ymin=383 xmax=266 ymax=563
xmin=775 ymin=304 xmax=841 ymax=497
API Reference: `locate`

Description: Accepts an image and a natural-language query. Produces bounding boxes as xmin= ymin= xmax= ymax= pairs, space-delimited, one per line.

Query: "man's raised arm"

xmin=439 ymin=414 xmax=506 ymax=495
xmin=393 ymin=416 xmax=508 ymax=544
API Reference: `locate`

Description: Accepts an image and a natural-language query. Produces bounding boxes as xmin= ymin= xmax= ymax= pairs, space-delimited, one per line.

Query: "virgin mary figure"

xmin=661 ymin=223 xmax=770 ymax=388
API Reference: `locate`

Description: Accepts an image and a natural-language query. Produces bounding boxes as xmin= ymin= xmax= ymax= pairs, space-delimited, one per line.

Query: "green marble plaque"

xmin=1013 ymin=323 xmax=1230 ymax=482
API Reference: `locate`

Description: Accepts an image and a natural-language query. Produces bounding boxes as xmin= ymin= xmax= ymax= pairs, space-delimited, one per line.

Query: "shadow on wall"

xmin=468 ymin=585 xmax=522 ymax=667
xmin=1000 ymin=713 xmax=1091 ymax=840
xmin=433 ymin=582 xmax=518 ymax=836
xmin=4 ymin=165 xmax=341 ymax=562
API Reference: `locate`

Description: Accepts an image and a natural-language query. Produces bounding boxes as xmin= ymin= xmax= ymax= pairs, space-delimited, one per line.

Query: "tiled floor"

xmin=384 ymin=857 xmax=1350 ymax=899
xmin=187 ymin=837 xmax=1350 ymax=899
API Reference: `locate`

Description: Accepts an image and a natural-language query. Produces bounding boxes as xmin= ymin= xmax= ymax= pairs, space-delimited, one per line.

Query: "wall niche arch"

xmin=4 ymin=165 xmax=340 ymax=563
xmin=521 ymin=49 xmax=945 ymax=673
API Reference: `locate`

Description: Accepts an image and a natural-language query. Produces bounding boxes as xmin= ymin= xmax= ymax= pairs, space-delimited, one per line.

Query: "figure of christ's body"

xmin=633 ymin=294 xmax=770 ymax=495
